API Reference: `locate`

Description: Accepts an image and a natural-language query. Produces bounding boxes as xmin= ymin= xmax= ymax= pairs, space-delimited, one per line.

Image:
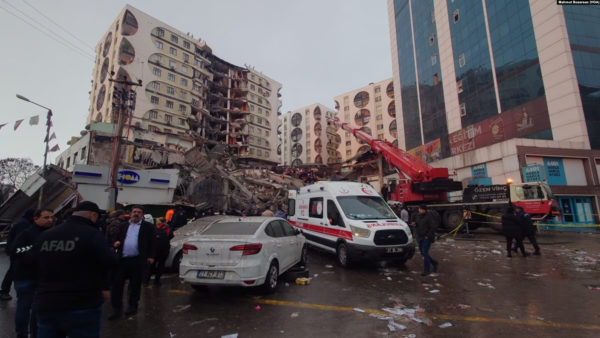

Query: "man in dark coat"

xmin=413 ymin=205 xmax=439 ymax=276
xmin=145 ymin=217 xmax=173 ymax=286
xmin=515 ymin=206 xmax=541 ymax=255
xmin=10 ymin=208 xmax=54 ymax=338
xmin=33 ymin=201 xmax=117 ymax=337
xmin=108 ymin=205 xmax=156 ymax=319
xmin=502 ymin=206 xmax=528 ymax=257
xmin=1 ymin=209 xmax=34 ymax=301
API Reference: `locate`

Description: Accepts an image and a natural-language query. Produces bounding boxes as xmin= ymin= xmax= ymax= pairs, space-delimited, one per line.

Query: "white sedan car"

xmin=179 ymin=217 xmax=307 ymax=293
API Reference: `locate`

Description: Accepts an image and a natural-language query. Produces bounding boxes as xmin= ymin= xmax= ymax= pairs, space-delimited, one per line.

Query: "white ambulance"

xmin=287 ymin=181 xmax=415 ymax=267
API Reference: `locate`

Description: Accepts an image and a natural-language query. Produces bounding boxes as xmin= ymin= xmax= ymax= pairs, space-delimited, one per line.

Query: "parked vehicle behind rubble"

xmin=179 ymin=217 xmax=307 ymax=293
xmin=287 ymin=181 xmax=415 ymax=267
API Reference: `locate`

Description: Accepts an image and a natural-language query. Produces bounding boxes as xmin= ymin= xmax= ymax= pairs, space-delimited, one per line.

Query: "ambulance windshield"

xmin=336 ymin=196 xmax=397 ymax=220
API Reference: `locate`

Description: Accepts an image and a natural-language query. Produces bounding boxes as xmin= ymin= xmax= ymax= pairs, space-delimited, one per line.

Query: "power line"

xmin=21 ymin=0 xmax=96 ymax=51
xmin=0 ymin=0 xmax=94 ymax=60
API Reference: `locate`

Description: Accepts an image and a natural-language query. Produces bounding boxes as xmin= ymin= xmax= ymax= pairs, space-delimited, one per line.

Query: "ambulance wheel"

xmin=336 ymin=243 xmax=352 ymax=268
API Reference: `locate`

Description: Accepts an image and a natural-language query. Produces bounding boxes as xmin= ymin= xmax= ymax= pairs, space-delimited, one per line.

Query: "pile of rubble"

xmin=174 ymin=146 xmax=304 ymax=215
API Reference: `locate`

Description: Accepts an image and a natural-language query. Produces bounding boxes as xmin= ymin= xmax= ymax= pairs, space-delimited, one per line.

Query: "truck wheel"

xmin=443 ymin=210 xmax=462 ymax=231
xmin=336 ymin=243 xmax=352 ymax=268
xmin=262 ymin=261 xmax=279 ymax=294
xmin=487 ymin=209 xmax=503 ymax=232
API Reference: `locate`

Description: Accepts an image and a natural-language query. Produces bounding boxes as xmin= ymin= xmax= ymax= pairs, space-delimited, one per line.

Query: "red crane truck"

xmin=327 ymin=118 xmax=559 ymax=231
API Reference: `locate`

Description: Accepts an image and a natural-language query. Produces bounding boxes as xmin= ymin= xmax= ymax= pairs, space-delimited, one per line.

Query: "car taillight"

xmin=182 ymin=243 xmax=197 ymax=254
xmin=230 ymin=243 xmax=262 ymax=256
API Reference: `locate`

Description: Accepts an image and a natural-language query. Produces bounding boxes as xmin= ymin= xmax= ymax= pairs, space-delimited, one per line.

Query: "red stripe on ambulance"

xmin=288 ymin=220 xmax=353 ymax=241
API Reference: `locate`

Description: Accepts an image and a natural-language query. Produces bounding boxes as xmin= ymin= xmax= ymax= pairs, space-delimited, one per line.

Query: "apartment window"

xmin=155 ymin=41 xmax=163 ymax=49
xmin=346 ymin=150 xmax=351 ymax=156
xmin=170 ymin=47 xmax=177 ymax=56
xmin=374 ymin=86 xmax=381 ymax=93
xmin=249 ymin=148 xmax=254 ymax=155
xmin=378 ymin=134 xmax=384 ymax=140
xmin=180 ymin=91 xmax=187 ymax=99
xmin=151 ymin=96 xmax=159 ymax=104
xmin=265 ymin=110 xmax=270 ymax=116
xmin=181 ymin=65 xmax=188 ymax=73
xmin=250 ymin=105 xmax=255 ymax=111
xmin=179 ymin=104 xmax=186 ymax=113
xmin=375 ymin=96 xmax=381 ymax=102
xmin=460 ymin=102 xmax=467 ymax=116
xmin=192 ymin=98 xmax=199 ymax=106
xmin=183 ymin=53 xmax=189 ymax=62
xmin=377 ymin=124 xmax=384 ymax=130
xmin=183 ymin=40 xmax=191 ymax=49
xmin=265 ymin=131 xmax=269 ymax=136
xmin=171 ymin=34 xmax=178 ymax=43
xmin=344 ymin=106 xmax=349 ymax=111
xmin=265 ymin=151 xmax=269 ymax=157
xmin=153 ymin=68 xmax=161 ymax=76
xmin=433 ymin=73 xmax=439 ymax=86
xmin=73 ymin=153 xmax=78 ymax=164
xmin=181 ymin=78 xmax=188 ymax=86
xmin=167 ymin=87 xmax=175 ymax=95
xmin=164 ymin=114 xmax=172 ymax=123
xmin=346 ymin=141 xmax=351 ymax=146
xmin=257 ymin=128 xmax=262 ymax=135
xmin=258 ymin=98 xmax=263 ymax=104
xmin=249 ymin=126 xmax=254 ymax=133
xmin=168 ymin=73 xmax=175 ymax=81
xmin=193 ymin=84 xmax=201 ymax=92
xmin=250 ymin=84 xmax=255 ymax=90
xmin=166 ymin=101 xmax=174 ymax=109
xmin=457 ymin=80 xmax=463 ymax=93
xmin=66 ymin=157 xmax=70 ymax=168
xmin=194 ymin=59 xmax=201 ymax=67
xmin=431 ymin=53 xmax=437 ymax=65
xmin=179 ymin=118 xmax=185 ymax=125
xmin=149 ymin=110 xmax=158 ymax=118
xmin=376 ymin=114 xmax=383 ymax=120
xmin=453 ymin=9 xmax=460 ymax=23
xmin=258 ymin=107 xmax=262 ymax=114
xmin=149 ymin=125 xmax=159 ymax=132
xmin=257 ymin=149 xmax=262 ymax=156
xmin=152 ymin=82 xmax=160 ymax=90
xmin=249 ymin=115 xmax=254 ymax=122
xmin=164 ymin=128 xmax=172 ymax=134
xmin=156 ymin=28 xmax=164 ymax=37
xmin=458 ymin=53 xmax=465 ymax=67
xmin=81 ymin=147 xmax=86 ymax=159
xmin=257 ymin=117 xmax=262 ymax=124
xmin=153 ymin=54 xmax=161 ymax=63
xmin=257 ymin=139 xmax=262 ymax=145
xmin=169 ymin=60 xmax=176 ymax=69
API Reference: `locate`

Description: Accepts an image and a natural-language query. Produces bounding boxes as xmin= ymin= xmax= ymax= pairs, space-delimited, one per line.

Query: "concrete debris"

xmin=325 ymin=264 xmax=334 ymax=268
xmin=439 ymin=322 xmax=453 ymax=328
xmin=290 ymin=312 xmax=299 ymax=318
xmin=387 ymin=319 xmax=407 ymax=331
xmin=189 ymin=318 xmax=218 ymax=326
xmin=169 ymin=332 xmax=176 ymax=338
xmin=491 ymin=250 xmax=502 ymax=255
xmin=457 ymin=304 xmax=471 ymax=309
xmin=429 ymin=289 xmax=440 ymax=293
xmin=477 ymin=282 xmax=496 ymax=289
xmin=353 ymin=308 xmax=366 ymax=313
xmin=221 ymin=334 xmax=238 ymax=338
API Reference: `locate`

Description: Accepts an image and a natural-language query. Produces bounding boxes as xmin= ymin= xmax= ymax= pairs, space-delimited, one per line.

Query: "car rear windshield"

xmin=202 ymin=222 xmax=262 ymax=235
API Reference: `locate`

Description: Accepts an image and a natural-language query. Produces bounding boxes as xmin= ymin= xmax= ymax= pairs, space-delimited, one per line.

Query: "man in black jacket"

xmin=33 ymin=201 xmax=117 ymax=338
xmin=109 ymin=205 xmax=156 ymax=319
xmin=1 ymin=209 xmax=34 ymax=301
xmin=502 ymin=206 xmax=528 ymax=257
xmin=10 ymin=208 xmax=54 ymax=338
xmin=413 ymin=205 xmax=439 ymax=276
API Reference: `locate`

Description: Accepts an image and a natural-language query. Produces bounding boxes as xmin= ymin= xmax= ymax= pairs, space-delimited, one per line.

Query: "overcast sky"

xmin=0 ymin=0 xmax=392 ymax=166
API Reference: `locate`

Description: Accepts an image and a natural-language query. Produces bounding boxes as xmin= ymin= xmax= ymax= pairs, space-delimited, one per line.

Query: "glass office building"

xmin=388 ymin=0 xmax=600 ymax=228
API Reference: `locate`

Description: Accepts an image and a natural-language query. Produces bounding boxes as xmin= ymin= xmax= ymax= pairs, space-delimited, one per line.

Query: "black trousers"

xmin=524 ymin=233 xmax=540 ymax=253
xmin=146 ymin=251 xmax=168 ymax=283
xmin=506 ymin=236 xmax=525 ymax=255
xmin=111 ymin=257 xmax=145 ymax=310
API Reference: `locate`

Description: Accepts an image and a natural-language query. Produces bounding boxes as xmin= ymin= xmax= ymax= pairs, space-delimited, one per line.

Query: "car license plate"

xmin=197 ymin=270 xmax=225 ymax=279
xmin=386 ymin=247 xmax=403 ymax=253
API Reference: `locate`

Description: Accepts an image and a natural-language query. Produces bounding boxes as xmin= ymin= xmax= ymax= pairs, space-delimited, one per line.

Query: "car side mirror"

xmin=294 ymin=228 xmax=301 ymax=235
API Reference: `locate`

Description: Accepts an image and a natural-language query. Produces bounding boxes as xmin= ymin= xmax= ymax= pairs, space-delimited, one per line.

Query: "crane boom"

xmin=328 ymin=118 xmax=462 ymax=202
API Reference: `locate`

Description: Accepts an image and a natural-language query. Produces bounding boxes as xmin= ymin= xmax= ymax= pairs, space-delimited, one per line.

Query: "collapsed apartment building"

xmin=47 ymin=5 xmax=305 ymax=214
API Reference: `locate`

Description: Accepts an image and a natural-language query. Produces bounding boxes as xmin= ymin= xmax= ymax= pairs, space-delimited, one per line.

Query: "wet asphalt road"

xmin=1 ymin=230 xmax=599 ymax=338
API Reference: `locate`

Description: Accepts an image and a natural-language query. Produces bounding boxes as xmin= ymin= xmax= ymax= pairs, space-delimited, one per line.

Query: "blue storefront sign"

xmin=522 ymin=164 xmax=545 ymax=182
xmin=469 ymin=163 xmax=492 ymax=185
xmin=543 ymin=158 xmax=566 ymax=185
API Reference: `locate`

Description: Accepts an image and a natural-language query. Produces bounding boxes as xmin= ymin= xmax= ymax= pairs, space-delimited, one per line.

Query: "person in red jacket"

xmin=145 ymin=217 xmax=173 ymax=286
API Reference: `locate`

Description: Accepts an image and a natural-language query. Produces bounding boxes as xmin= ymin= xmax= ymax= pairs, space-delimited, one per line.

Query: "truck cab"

xmin=287 ymin=181 xmax=415 ymax=267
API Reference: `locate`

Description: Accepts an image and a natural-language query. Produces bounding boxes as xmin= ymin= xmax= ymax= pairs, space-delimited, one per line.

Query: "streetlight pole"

xmin=16 ymin=94 xmax=53 ymax=209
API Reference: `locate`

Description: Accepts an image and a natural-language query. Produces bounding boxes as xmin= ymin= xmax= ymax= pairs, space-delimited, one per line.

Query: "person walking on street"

xmin=1 ymin=210 xmax=35 ymax=301
xmin=502 ymin=206 xmax=529 ymax=257
xmin=515 ymin=206 xmax=541 ymax=255
xmin=412 ymin=205 xmax=439 ymax=276
xmin=145 ymin=217 xmax=173 ymax=287
xmin=400 ymin=204 xmax=410 ymax=224
xmin=10 ymin=208 xmax=54 ymax=338
xmin=108 ymin=205 xmax=156 ymax=320
xmin=381 ymin=184 xmax=389 ymax=202
xmin=33 ymin=201 xmax=117 ymax=338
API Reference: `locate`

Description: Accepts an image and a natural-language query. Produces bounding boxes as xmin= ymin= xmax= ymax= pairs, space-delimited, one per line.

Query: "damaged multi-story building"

xmin=56 ymin=5 xmax=282 ymax=171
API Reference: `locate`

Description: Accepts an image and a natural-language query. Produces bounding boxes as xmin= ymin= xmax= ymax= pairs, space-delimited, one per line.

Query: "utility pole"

xmin=106 ymin=76 xmax=142 ymax=212
xmin=16 ymin=94 xmax=52 ymax=208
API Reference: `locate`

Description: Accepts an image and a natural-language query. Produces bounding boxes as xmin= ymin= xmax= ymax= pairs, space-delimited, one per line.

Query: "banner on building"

xmin=448 ymin=96 xmax=551 ymax=156
xmin=408 ymin=138 xmax=441 ymax=163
